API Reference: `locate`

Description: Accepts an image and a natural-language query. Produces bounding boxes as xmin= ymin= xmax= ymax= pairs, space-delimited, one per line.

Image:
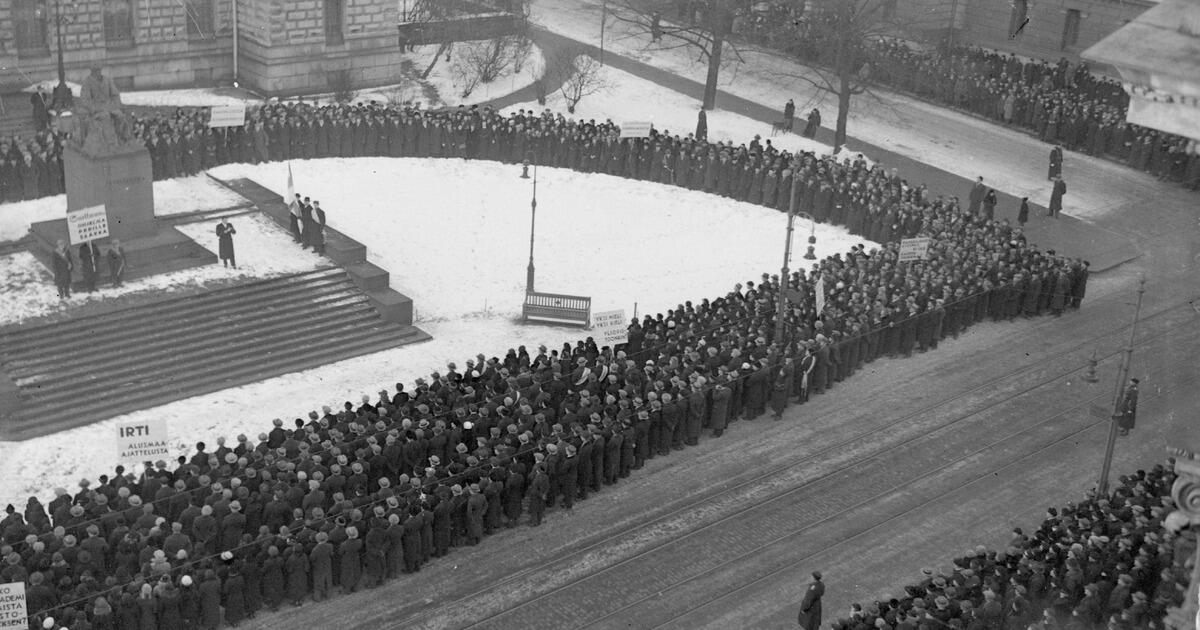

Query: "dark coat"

xmin=798 ymin=579 xmax=824 ymax=630
xmin=216 ymin=222 xmax=236 ymax=261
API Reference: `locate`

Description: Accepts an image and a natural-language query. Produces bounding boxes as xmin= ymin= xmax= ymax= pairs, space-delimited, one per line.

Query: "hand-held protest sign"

xmin=898 ymin=237 xmax=932 ymax=263
xmin=591 ymin=309 xmax=629 ymax=346
xmin=209 ymin=104 xmax=247 ymax=128
xmin=0 ymin=582 xmax=27 ymax=629
xmin=117 ymin=418 xmax=170 ymax=463
xmin=619 ymin=122 xmax=653 ymax=139
xmin=66 ymin=205 xmax=109 ymax=245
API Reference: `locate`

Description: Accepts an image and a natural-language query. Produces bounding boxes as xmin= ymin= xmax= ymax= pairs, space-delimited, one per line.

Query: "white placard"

xmin=0 ymin=582 xmax=27 ymax=629
xmin=619 ymin=121 xmax=652 ymax=138
xmin=66 ymin=205 xmax=109 ymax=245
xmin=897 ymin=237 xmax=931 ymax=263
xmin=591 ymin=309 xmax=628 ymax=346
xmin=209 ymin=104 xmax=246 ymax=127
xmin=117 ymin=418 xmax=171 ymax=463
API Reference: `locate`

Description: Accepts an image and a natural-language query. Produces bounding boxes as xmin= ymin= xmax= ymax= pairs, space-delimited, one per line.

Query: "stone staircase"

xmin=0 ymin=267 xmax=430 ymax=440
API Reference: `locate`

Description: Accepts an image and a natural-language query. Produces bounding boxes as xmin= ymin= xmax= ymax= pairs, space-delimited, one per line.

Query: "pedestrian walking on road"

xmin=1017 ymin=197 xmax=1030 ymax=227
xmin=695 ymin=108 xmax=707 ymax=142
xmin=803 ymin=109 xmax=821 ymax=139
xmin=216 ymin=217 xmax=237 ymax=268
xmin=982 ymin=188 xmax=997 ymax=220
xmin=798 ymin=571 xmax=824 ymax=629
xmin=783 ymin=99 xmax=796 ymax=132
xmin=1049 ymin=176 xmax=1066 ymax=217
xmin=968 ymin=176 xmax=985 ymax=214
xmin=1048 ymin=144 xmax=1063 ymax=180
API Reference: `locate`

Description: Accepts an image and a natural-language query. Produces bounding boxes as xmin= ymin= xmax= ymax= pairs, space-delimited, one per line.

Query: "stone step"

xmin=7 ymin=325 xmax=430 ymax=440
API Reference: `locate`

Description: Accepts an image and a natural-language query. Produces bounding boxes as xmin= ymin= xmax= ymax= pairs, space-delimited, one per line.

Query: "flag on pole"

xmin=286 ymin=162 xmax=296 ymax=206
xmin=815 ymin=274 xmax=826 ymax=315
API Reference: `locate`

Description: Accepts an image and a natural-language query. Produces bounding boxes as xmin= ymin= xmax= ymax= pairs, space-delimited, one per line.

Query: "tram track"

xmin=392 ymin=300 xmax=1198 ymax=630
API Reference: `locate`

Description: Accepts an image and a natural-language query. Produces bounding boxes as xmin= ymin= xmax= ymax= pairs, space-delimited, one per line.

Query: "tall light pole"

xmin=521 ymin=153 xmax=537 ymax=293
xmin=773 ymin=175 xmax=801 ymax=352
xmin=1096 ymin=274 xmax=1146 ymax=496
xmin=51 ymin=0 xmax=75 ymax=109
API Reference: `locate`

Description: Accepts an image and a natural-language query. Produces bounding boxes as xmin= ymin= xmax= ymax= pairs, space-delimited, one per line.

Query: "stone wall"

xmin=957 ymin=0 xmax=1154 ymax=66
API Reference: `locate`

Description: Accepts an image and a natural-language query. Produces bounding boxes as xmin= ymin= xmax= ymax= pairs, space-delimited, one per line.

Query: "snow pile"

xmin=0 ymin=213 xmax=326 ymax=327
xmin=0 ymin=176 xmax=252 ymax=242
xmin=153 ymin=175 xmax=252 ymax=217
xmin=0 ymin=157 xmax=874 ymax=503
xmin=120 ymin=88 xmax=262 ymax=108
xmin=504 ymin=63 xmax=849 ymax=160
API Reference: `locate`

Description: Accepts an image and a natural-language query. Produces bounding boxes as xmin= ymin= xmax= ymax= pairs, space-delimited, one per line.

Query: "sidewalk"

xmin=530 ymin=27 xmax=1142 ymax=273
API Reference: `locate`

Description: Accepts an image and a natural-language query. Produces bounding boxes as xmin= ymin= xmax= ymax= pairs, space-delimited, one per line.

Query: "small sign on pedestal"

xmin=66 ymin=205 xmax=109 ymax=245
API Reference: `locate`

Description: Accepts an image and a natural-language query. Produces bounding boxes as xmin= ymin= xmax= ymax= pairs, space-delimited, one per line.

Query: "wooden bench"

xmin=522 ymin=291 xmax=591 ymax=327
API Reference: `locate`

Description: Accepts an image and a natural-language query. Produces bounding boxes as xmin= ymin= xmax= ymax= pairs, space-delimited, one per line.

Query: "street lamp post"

xmin=1096 ymin=274 xmax=1146 ymax=496
xmin=523 ymin=153 xmax=538 ymax=293
xmin=773 ymin=176 xmax=801 ymax=353
xmin=52 ymin=0 xmax=75 ymax=109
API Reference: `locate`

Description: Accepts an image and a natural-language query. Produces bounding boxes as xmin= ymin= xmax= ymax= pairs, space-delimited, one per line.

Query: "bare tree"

xmin=607 ymin=0 xmax=742 ymax=110
xmin=766 ymin=0 xmax=931 ymax=151
xmin=451 ymin=35 xmax=533 ymax=98
xmin=554 ymin=53 xmax=611 ymax=113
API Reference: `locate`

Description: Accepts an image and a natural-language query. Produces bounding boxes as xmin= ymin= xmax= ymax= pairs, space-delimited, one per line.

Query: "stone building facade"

xmin=0 ymin=0 xmax=413 ymax=95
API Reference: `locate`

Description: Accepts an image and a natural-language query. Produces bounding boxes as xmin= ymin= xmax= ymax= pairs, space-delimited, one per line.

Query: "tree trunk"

xmin=702 ymin=30 xmax=723 ymax=110
xmin=422 ymin=41 xmax=453 ymax=80
xmin=835 ymin=71 xmax=852 ymax=153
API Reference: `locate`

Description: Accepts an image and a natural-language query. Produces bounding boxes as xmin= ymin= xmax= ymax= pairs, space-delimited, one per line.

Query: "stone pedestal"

xmin=30 ymin=142 xmax=216 ymax=284
xmin=63 ymin=144 xmax=156 ymax=240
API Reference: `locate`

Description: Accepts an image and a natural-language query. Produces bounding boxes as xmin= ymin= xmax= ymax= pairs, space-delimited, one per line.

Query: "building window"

xmin=184 ymin=0 xmax=214 ymax=39
xmin=13 ymin=0 xmax=49 ymax=57
xmin=1061 ymin=9 xmax=1081 ymax=50
xmin=325 ymin=0 xmax=345 ymax=45
xmin=103 ymin=0 xmax=135 ymax=48
xmin=1009 ymin=0 xmax=1029 ymax=38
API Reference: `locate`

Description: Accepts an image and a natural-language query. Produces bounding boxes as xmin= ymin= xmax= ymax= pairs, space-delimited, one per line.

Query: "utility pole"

xmin=52 ymin=0 xmax=74 ymax=109
xmin=599 ymin=0 xmax=608 ymax=66
xmin=1097 ymin=274 xmax=1146 ymax=496
xmin=232 ymin=0 xmax=240 ymax=87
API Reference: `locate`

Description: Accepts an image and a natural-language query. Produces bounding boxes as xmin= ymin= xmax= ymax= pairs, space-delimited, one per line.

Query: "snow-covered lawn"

xmin=504 ymin=61 xmax=852 ymax=160
xmin=0 ymin=213 xmax=325 ymax=326
xmin=120 ymin=88 xmax=262 ymax=108
xmin=0 ymin=176 xmax=251 ymax=242
xmin=0 ymin=157 xmax=874 ymax=503
xmin=527 ymin=0 xmax=1141 ymax=220
xmin=291 ymin=40 xmax=545 ymax=109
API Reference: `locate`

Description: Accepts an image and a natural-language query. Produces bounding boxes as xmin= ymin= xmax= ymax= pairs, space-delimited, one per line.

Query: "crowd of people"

xmin=0 ymin=95 xmax=1102 ymax=629
xmin=819 ymin=464 xmax=1192 ymax=630
xmin=867 ymin=43 xmax=1200 ymax=191
xmin=742 ymin=6 xmax=1200 ymax=191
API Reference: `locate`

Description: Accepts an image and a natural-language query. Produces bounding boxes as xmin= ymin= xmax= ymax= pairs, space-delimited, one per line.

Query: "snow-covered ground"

xmin=0 ymin=176 xmax=251 ymax=242
xmin=119 ymin=88 xmax=262 ymax=108
xmin=0 ymin=158 xmax=875 ymax=503
xmin=504 ymin=60 xmax=852 ymax=160
xmin=0 ymin=213 xmax=325 ymax=326
xmin=295 ymin=40 xmax=545 ymax=109
xmin=527 ymin=0 xmax=1142 ymax=220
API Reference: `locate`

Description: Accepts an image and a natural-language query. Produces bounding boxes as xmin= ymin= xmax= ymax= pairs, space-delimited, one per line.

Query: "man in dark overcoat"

xmin=79 ymin=241 xmax=100 ymax=293
xmin=1048 ymin=144 xmax=1063 ymax=180
xmin=1049 ymin=176 xmax=1066 ymax=217
xmin=52 ymin=239 xmax=73 ymax=299
xmin=216 ymin=218 xmax=236 ymax=268
xmin=798 ymin=571 xmax=824 ymax=629
xmin=967 ymin=176 xmax=985 ymax=214
xmin=1117 ymin=378 xmax=1138 ymax=435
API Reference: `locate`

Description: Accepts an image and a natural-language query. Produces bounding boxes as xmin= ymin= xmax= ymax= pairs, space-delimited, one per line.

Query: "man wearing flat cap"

xmin=798 ymin=571 xmax=824 ymax=629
